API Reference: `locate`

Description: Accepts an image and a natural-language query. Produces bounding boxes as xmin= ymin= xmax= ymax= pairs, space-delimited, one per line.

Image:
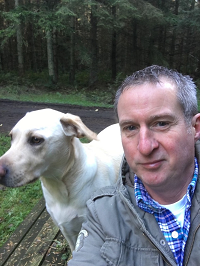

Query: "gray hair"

xmin=114 ymin=65 xmax=198 ymax=125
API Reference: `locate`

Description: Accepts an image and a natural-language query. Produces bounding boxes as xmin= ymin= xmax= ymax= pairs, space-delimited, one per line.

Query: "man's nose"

xmin=137 ymin=128 xmax=159 ymax=155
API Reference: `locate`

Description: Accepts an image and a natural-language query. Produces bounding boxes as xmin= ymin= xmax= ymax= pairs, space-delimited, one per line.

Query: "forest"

xmin=0 ymin=0 xmax=200 ymax=89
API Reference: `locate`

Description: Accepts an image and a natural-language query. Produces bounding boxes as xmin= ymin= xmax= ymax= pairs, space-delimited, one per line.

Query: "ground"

xmin=0 ymin=99 xmax=118 ymax=135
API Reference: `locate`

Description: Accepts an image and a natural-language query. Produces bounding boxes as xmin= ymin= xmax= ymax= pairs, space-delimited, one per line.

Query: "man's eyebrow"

xmin=119 ymin=120 xmax=135 ymax=127
xmin=119 ymin=113 xmax=176 ymax=127
xmin=149 ymin=113 xmax=177 ymax=121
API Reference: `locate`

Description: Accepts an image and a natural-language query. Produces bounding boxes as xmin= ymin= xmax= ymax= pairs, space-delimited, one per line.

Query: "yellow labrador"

xmin=0 ymin=109 xmax=123 ymax=251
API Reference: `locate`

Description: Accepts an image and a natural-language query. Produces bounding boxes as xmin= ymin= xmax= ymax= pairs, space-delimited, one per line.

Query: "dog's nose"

xmin=0 ymin=165 xmax=7 ymax=178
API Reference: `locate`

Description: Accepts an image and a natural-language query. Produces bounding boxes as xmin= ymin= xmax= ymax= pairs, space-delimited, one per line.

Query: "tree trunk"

xmin=177 ymin=35 xmax=184 ymax=72
xmin=111 ymin=5 xmax=116 ymax=81
xmin=190 ymin=0 xmax=196 ymax=10
xmin=69 ymin=16 xmax=76 ymax=85
xmin=132 ymin=19 xmax=138 ymax=70
xmin=184 ymin=27 xmax=191 ymax=73
xmin=169 ymin=28 xmax=176 ymax=68
xmin=15 ymin=0 xmax=24 ymax=76
xmin=169 ymin=0 xmax=179 ymax=68
xmin=89 ymin=5 xmax=98 ymax=86
xmin=53 ymin=28 xmax=58 ymax=83
xmin=28 ymin=22 xmax=37 ymax=72
xmin=46 ymin=30 xmax=56 ymax=84
xmin=0 ymin=53 xmax=3 ymax=70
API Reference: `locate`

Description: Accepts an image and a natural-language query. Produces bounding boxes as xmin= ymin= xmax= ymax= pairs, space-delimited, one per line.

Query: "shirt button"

xmin=172 ymin=231 xmax=179 ymax=239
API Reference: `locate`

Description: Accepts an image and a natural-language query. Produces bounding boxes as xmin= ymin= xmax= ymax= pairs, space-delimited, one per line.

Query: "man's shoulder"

xmin=90 ymin=185 xmax=117 ymax=201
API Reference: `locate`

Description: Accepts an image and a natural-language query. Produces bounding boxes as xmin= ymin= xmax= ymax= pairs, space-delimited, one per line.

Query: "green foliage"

xmin=56 ymin=1 xmax=77 ymax=17
xmin=0 ymin=70 xmax=116 ymax=107
xmin=1 ymin=0 xmax=200 ymax=90
xmin=196 ymin=79 xmax=200 ymax=89
xmin=0 ymin=134 xmax=43 ymax=247
xmin=38 ymin=11 xmax=66 ymax=32
xmin=0 ymin=26 xmax=16 ymax=47
xmin=0 ymin=84 xmax=113 ymax=107
xmin=0 ymin=6 xmax=37 ymax=47
xmin=52 ymin=239 xmax=71 ymax=262
xmin=75 ymin=70 xmax=90 ymax=86
xmin=0 ymin=180 xmax=43 ymax=247
xmin=0 ymin=135 xmax=10 ymax=156
xmin=178 ymin=8 xmax=200 ymax=31
xmin=196 ymin=80 xmax=200 ymax=108
xmin=0 ymin=0 xmax=73 ymax=49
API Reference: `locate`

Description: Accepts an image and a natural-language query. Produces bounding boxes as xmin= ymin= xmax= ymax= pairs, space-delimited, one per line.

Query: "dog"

xmin=0 ymin=109 xmax=123 ymax=251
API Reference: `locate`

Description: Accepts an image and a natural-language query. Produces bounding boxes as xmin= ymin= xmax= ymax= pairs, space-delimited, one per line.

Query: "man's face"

xmin=118 ymin=78 xmax=199 ymax=201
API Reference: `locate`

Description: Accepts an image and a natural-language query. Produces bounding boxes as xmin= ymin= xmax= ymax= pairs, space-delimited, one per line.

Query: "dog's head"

xmin=0 ymin=109 xmax=97 ymax=187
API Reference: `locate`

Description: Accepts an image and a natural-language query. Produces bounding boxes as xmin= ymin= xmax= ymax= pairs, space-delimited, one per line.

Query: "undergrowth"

xmin=0 ymin=70 xmax=124 ymax=107
xmin=0 ymin=180 xmax=43 ymax=246
xmin=0 ymin=134 xmax=43 ymax=246
xmin=0 ymin=135 xmax=41 ymax=246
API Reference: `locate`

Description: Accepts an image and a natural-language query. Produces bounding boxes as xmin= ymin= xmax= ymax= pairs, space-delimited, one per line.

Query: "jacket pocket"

xmin=100 ymin=237 xmax=163 ymax=266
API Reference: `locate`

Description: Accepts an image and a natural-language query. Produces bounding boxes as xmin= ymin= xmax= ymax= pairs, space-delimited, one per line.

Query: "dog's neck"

xmin=40 ymin=137 xmax=97 ymax=204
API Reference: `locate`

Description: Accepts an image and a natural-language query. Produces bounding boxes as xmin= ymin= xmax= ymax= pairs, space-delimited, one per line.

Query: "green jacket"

xmin=68 ymin=141 xmax=200 ymax=266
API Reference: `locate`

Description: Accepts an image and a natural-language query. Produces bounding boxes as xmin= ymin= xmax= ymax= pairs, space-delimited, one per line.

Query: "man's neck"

xmin=144 ymin=177 xmax=192 ymax=205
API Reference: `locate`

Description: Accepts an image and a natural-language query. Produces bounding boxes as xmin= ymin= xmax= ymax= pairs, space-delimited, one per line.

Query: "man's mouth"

xmin=140 ymin=160 xmax=164 ymax=170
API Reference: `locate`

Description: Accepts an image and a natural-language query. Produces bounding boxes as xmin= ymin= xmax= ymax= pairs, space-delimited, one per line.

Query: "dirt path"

xmin=0 ymin=99 xmax=118 ymax=134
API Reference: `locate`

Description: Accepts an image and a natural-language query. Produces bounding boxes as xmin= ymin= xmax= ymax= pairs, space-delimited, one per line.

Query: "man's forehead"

xmin=126 ymin=76 xmax=177 ymax=91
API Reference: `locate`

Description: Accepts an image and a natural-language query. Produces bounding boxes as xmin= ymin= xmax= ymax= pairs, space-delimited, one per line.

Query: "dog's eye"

xmin=29 ymin=136 xmax=44 ymax=146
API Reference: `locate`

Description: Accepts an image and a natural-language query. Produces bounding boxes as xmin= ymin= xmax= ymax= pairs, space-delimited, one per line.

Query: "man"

xmin=68 ymin=65 xmax=200 ymax=266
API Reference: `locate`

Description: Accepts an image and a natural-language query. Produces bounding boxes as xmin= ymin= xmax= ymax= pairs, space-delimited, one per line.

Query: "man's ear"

xmin=192 ymin=114 xmax=200 ymax=141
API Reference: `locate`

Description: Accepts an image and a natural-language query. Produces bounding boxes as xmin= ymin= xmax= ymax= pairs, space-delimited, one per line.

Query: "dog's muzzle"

xmin=0 ymin=164 xmax=10 ymax=186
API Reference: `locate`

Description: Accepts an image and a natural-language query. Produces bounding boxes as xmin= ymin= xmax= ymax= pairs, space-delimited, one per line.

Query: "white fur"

xmin=0 ymin=109 xmax=123 ymax=251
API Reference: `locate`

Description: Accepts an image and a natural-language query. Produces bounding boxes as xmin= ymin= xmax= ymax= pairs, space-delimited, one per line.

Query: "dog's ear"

xmin=60 ymin=113 xmax=97 ymax=140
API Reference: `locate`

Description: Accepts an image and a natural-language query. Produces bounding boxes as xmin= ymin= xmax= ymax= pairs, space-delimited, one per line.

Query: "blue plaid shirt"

xmin=134 ymin=158 xmax=198 ymax=266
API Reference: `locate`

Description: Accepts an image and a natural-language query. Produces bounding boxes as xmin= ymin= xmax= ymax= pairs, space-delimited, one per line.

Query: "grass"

xmin=0 ymin=85 xmax=114 ymax=107
xmin=0 ymin=134 xmax=43 ymax=247
xmin=0 ymin=74 xmax=117 ymax=108
xmin=1 ymin=75 xmax=200 ymax=110
xmin=0 ymin=181 xmax=43 ymax=246
xmin=0 ymin=70 xmax=125 ymax=107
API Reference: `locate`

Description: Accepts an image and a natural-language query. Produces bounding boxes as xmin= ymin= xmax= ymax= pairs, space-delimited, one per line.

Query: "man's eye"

xmin=122 ymin=125 xmax=138 ymax=136
xmin=126 ymin=125 xmax=137 ymax=131
xmin=154 ymin=121 xmax=170 ymax=128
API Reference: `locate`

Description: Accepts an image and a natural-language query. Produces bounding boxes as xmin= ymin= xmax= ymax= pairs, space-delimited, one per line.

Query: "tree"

xmin=15 ymin=0 xmax=24 ymax=75
xmin=69 ymin=16 xmax=76 ymax=85
xmin=89 ymin=2 xmax=98 ymax=85
xmin=1 ymin=0 xmax=200 ymax=87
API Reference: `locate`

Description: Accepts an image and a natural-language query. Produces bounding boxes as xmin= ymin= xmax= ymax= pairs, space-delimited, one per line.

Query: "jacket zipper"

xmin=119 ymin=189 xmax=177 ymax=266
xmin=185 ymin=223 xmax=200 ymax=265
xmin=142 ymin=232 xmax=172 ymax=266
